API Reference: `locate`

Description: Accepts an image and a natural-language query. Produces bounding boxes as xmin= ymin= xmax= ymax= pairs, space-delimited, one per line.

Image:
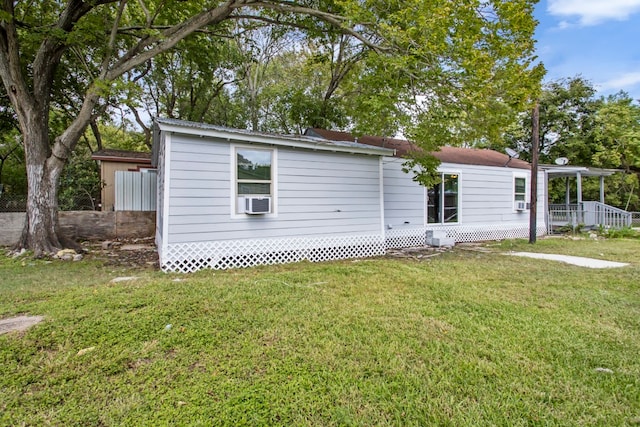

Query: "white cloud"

xmin=598 ymin=72 xmax=640 ymax=92
xmin=548 ymin=0 xmax=640 ymax=25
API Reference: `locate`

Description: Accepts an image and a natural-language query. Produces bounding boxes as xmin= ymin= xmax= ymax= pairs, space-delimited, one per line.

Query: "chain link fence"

xmin=0 ymin=192 xmax=100 ymax=212
xmin=0 ymin=193 xmax=26 ymax=212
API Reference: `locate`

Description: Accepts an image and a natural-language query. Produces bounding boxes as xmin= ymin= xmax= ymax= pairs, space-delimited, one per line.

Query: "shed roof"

xmin=154 ymin=118 xmax=394 ymax=157
xmin=539 ymin=165 xmax=620 ymax=177
xmin=305 ymin=128 xmax=531 ymax=170
xmin=91 ymin=149 xmax=152 ymax=164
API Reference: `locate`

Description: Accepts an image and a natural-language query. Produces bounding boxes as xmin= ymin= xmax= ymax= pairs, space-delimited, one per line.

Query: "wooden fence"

xmin=0 ymin=211 xmax=155 ymax=246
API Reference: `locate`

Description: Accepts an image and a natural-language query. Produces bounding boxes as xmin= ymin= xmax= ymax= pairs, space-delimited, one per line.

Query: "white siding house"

xmin=153 ymin=119 xmax=393 ymax=272
xmin=305 ymin=129 xmax=547 ymax=247
xmin=381 ymin=156 xmax=547 ymax=246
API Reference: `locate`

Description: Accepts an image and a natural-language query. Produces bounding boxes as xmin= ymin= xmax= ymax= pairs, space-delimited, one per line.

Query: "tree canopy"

xmin=500 ymin=77 xmax=640 ymax=210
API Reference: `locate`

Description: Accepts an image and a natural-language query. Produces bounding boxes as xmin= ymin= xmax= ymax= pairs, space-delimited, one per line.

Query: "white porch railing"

xmin=548 ymin=202 xmax=632 ymax=232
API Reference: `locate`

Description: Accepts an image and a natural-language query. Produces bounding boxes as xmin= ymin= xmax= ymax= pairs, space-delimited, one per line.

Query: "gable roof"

xmin=305 ymin=128 xmax=531 ymax=170
xmin=305 ymin=128 xmax=415 ymax=157
xmin=434 ymin=146 xmax=530 ymax=169
xmin=91 ymin=149 xmax=152 ymax=164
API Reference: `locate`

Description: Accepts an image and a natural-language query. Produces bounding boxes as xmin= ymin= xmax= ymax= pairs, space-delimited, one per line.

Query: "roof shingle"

xmin=305 ymin=128 xmax=530 ymax=170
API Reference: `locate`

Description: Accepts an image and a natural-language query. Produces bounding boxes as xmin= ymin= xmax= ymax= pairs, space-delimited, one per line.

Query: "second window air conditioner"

xmin=515 ymin=201 xmax=527 ymax=211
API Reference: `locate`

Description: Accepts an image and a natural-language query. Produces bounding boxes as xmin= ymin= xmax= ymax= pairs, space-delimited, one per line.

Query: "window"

xmin=234 ymin=147 xmax=274 ymax=214
xmin=427 ymin=173 xmax=459 ymax=224
xmin=514 ymin=176 xmax=527 ymax=206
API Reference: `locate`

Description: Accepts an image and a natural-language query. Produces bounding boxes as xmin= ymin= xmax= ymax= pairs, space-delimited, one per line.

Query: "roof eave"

xmin=91 ymin=155 xmax=152 ymax=164
xmin=156 ymin=119 xmax=394 ymax=157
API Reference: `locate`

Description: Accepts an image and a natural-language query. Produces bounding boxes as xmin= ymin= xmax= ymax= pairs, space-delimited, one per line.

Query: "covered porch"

xmin=541 ymin=165 xmax=632 ymax=232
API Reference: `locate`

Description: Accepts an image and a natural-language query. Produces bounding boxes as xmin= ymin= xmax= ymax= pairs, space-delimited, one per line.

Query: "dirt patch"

xmin=385 ymin=245 xmax=452 ymax=260
xmin=82 ymin=237 xmax=159 ymax=269
xmin=0 ymin=315 xmax=44 ymax=335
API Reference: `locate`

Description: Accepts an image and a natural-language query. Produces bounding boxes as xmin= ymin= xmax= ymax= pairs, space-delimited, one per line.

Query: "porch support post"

xmin=565 ymin=177 xmax=570 ymax=207
xmin=600 ymin=175 xmax=605 ymax=203
xmin=576 ymin=172 xmax=583 ymax=204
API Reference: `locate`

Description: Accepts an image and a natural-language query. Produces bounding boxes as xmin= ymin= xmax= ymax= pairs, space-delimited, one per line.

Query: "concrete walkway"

xmin=506 ymin=252 xmax=629 ymax=269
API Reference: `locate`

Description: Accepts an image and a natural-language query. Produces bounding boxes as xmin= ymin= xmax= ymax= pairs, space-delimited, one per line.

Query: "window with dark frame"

xmin=427 ymin=173 xmax=459 ymax=224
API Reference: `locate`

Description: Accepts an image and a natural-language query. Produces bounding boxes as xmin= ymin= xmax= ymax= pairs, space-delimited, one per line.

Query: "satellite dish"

xmin=505 ymin=147 xmax=519 ymax=159
xmin=554 ymin=157 xmax=569 ymax=165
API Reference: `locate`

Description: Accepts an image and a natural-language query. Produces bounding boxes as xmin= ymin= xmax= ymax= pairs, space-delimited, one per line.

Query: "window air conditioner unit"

xmin=515 ymin=201 xmax=527 ymax=211
xmin=245 ymin=196 xmax=271 ymax=214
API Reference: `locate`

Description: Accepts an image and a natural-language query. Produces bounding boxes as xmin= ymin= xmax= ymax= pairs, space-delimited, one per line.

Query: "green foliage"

xmin=501 ymin=76 xmax=598 ymax=162
xmin=57 ymin=152 xmax=101 ymax=211
xmin=553 ymin=222 xmax=585 ymax=235
xmin=124 ymin=0 xmax=542 ymax=149
xmin=592 ymin=93 xmax=640 ymax=171
xmin=94 ymin=122 xmax=147 ymax=152
xmin=598 ymin=226 xmax=640 ymax=239
xmin=0 ymin=134 xmax=26 ymax=194
xmin=136 ymin=32 xmax=246 ymax=127
xmin=504 ymin=77 xmax=640 ymax=211
xmin=1 ymin=0 xmax=543 ymax=252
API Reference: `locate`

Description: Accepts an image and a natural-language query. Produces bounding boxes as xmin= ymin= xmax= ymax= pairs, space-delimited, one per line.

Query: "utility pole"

xmin=529 ymin=101 xmax=540 ymax=244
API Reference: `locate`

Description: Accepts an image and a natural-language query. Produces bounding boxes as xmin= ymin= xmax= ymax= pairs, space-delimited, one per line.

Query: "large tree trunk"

xmin=14 ymin=122 xmax=79 ymax=256
xmin=18 ymin=158 xmax=64 ymax=256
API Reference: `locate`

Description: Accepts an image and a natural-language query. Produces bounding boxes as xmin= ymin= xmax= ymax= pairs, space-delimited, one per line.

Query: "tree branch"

xmin=32 ymin=1 xmax=102 ymax=106
xmin=127 ymin=103 xmax=152 ymax=148
xmin=100 ymin=0 xmax=128 ymax=78
xmin=0 ymin=0 xmax=36 ymax=122
xmin=244 ymin=2 xmax=385 ymax=53
xmin=105 ymin=1 xmax=240 ymax=81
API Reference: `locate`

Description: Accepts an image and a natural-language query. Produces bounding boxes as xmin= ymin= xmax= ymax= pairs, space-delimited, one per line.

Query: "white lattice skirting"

xmin=161 ymin=234 xmax=386 ymax=273
xmin=385 ymin=224 xmax=547 ymax=249
xmin=161 ymin=225 xmax=547 ymax=273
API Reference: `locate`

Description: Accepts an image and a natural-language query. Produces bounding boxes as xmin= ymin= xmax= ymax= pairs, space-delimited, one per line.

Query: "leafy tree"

xmin=0 ymin=135 xmax=25 ymax=194
xmin=57 ymin=149 xmax=102 ymax=211
xmin=503 ymin=77 xmax=640 ymax=210
xmin=591 ymin=93 xmax=640 ymax=210
xmin=237 ymin=44 xmax=353 ymax=134
xmin=501 ymin=76 xmax=598 ymax=163
xmin=0 ymin=0 xmax=541 ymax=256
xmin=128 ymin=32 xmax=248 ymax=145
xmin=592 ymin=93 xmax=640 ymax=171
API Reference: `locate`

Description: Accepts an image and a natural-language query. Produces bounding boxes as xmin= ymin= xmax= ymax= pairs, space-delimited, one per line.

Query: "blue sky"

xmin=534 ymin=0 xmax=640 ymax=100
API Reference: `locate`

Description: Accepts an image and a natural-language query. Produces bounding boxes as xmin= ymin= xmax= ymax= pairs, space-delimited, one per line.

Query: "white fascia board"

xmin=155 ymin=121 xmax=394 ymax=157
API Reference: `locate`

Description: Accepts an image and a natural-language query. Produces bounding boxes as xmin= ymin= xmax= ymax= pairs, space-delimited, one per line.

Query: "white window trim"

xmin=426 ymin=170 xmax=461 ymax=225
xmin=513 ymin=172 xmax=529 ymax=212
xmin=230 ymin=144 xmax=278 ymax=219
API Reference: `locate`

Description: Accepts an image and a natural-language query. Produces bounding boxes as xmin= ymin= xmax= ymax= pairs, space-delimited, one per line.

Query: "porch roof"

xmin=539 ymin=165 xmax=620 ymax=177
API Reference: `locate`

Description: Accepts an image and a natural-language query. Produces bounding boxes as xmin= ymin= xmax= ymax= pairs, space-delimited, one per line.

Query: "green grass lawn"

xmin=1 ymin=238 xmax=639 ymax=426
